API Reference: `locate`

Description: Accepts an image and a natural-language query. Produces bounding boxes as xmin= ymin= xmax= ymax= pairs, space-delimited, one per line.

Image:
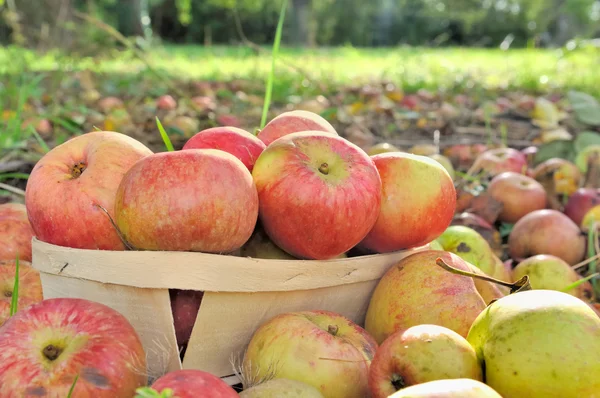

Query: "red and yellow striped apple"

xmin=0 ymin=260 xmax=43 ymax=326
xmin=257 ymin=110 xmax=338 ymax=146
xmin=150 ymin=369 xmax=238 ymax=398
xmin=0 ymin=203 xmax=34 ymax=261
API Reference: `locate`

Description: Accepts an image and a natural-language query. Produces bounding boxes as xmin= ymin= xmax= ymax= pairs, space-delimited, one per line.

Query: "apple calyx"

xmin=71 ymin=162 xmax=87 ymax=179
xmin=327 ymin=324 xmax=339 ymax=336
xmin=435 ymin=257 xmax=531 ymax=298
xmin=93 ymin=204 xmax=137 ymax=251
xmin=319 ymin=162 xmax=329 ymax=175
xmin=43 ymin=344 xmax=62 ymax=361
xmin=3 ymin=290 xmax=12 ymax=298
xmin=390 ymin=373 xmax=406 ymax=391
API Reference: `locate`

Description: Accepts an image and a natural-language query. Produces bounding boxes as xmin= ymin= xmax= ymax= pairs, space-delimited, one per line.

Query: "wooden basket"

xmin=31 ymin=238 xmax=429 ymax=385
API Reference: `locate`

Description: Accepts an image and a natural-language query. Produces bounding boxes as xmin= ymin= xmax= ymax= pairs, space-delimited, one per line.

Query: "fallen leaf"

xmin=468 ymin=192 xmax=504 ymax=225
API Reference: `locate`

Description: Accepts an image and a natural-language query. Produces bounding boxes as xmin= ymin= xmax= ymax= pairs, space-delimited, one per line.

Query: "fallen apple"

xmin=508 ymin=209 xmax=586 ymax=265
xmin=0 ymin=298 xmax=147 ymax=397
xmin=115 ymin=149 xmax=259 ymax=253
xmin=156 ymin=94 xmax=177 ymax=110
xmin=25 ymin=131 xmax=153 ymax=251
xmin=359 ymin=152 xmax=456 ymax=253
xmin=532 ymin=158 xmax=582 ymax=198
xmin=242 ymin=309 xmax=378 ymax=398
xmin=428 ymin=154 xmax=455 ymax=180
xmin=367 ymin=142 xmax=401 ymax=156
xmin=470 ymin=148 xmax=527 ymax=177
xmin=450 ymin=212 xmax=502 ymax=258
xmin=0 ymin=260 xmax=43 ymax=326
xmin=182 ymin=126 xmax=267 ymax=171
xmin=581 ymin=204 xmax=600 ymax=231
xmin=436 ymin=226 xmax=498 ymax=276
xmin=368 ymin=324 xmax=482 ymax=398
xmin=365 ymin=250 xmax=505 ymax=344
xmin=170 ymin=289 xmax=204 ymax=352
xmin=387 ymin=378 xmax=502 ymax=398
xmin=257 ymin=110 xmax=338 ymax=146
xmin=442 ymin=144 xmax=488 ymax=171
xmin=239 ymin=378 xmax=324 ymax=398
xmin=0 ymin=203 xmax=34 ymax=262
xmin=487 ymin=171 xmax=547 ymax=223
xmin=563 ymin=188 xmax=600 ymax=227
xmin=150 ymin=369 xmax=238 ymax=398
xmin=252 ymin=132 xmax=381 ymax=260
xmin=467 ymin=289 xmax=600 ymax=397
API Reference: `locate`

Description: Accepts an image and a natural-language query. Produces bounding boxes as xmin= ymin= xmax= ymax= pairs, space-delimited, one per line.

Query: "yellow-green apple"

xmin=251 ymin=132 xmax=381 ymax=260
xmin=582 ymin=204 xmax=600 ymax=231
xmin=359 ymin=153 xmax=455 ymax=253
xmin=487 ymin=172 xmax=547 ymax=223
xmin=241 ymin=309 xmax=378 ymax=398
xmin=532 ymin=158 xmax=582 ymax=197
xmin=575 ymin=145 xmax=600 ymax=172
xmin=467 ymin=289 xmax=600 ymax=397
xmin=0 ymin=203 xmax=34 ymax=262
xmin=239 ymin=378 xmax=324 ymax=398
xmin=257 ymin=110 xmax=337 ymax=146
xmin=508 ymin=209 xmax=586 ymax=265
xmin=0 ymin=259 xmax=43 ymax=326
xmin=239 ymin=226 xmax=297 ymax=259
xmin=436 ymin=226 xmax=497 ymax=276
xmin=428 ymin=154 xmax=455 ymax=180
xmin=408 ymin=144 xmax=438 ymax=156
xmin=368 ymin=324 xmax=482 ymax=398
xmin=150 ymin=369 xmax=238 ymax=398
xmin=115 ymin=149 xmax=258 ymax=253
xmin=365 ymin=250 xmax=505 ymax=344
xmin=25 ymin=131 xmax=153 ymax=250
xmin=0 ymin=297 xmax=147 ymax=397
xmin=387 ymin=379 xmax=502 ymax=398
xmin=450 ymin=212 xmax=502 ymax=258
xmin=470 ymin=148 xmax=527 ymax=177
xmin=511 ymin=254 xmax=593 ymax=301
xmin=367 ymin=142 xmax=401 ymax=156
xmin=156 ymin=94 xmax=177 ymax=110
xmin=169 ymin=289 xmax=204 ymax=352
xmin=182 ymin=126 xmax=266 ymax=171
xmin=564 ymin=188 xmax=600 ymax=226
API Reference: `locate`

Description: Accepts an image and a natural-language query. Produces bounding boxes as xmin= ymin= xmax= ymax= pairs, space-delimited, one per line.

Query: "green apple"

xmin=240 ymin=378 xmax=324 ymax=398
xmin=436 ymin=226 xmax=497 ymax=276
xmin=387 ymin=378 xmax=502 ymax=397
xmin=367 ymin=143 xmax=401 ymax=156
xmin=428 ymin=154 xmax=455 ymax=180
xmin=467 ymin=289 xmax=600 ymax=397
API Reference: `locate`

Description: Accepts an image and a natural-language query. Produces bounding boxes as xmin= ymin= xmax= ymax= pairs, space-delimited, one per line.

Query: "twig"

xmin=0 ymin=183 xmax=25 ymax=196
xmin=572 ymin=252 xmax=600 ymax=271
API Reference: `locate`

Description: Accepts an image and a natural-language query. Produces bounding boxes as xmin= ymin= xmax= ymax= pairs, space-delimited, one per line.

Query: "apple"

xmin=98 ymin=96 xmax=124 ymax=113
xmin=365 ymin=250 xmax=506 ymax=344
xmin=368 ymin=324 xmax=482 ymax=398
xmin=435 ymin=226 xmax=498 ymax=276
xmin=239 ymin=226 xmax=296 ymax=259
xmin=428 ymin=154 xmax=455 ymax=180
xmin=115 ymin=149 xmax=258 ymax=253
xmin=521 ymin=146 xmax=538 ymax=168
xmin=387 ymin=379 xmax=502 ymax=398
xmin=169 ymin=289 xmax=204 ymax=352
xmin=367 ymin=142 xmax=401 ymax=156
xmin=0 ymin=203 xmax=34 ymax=262
xmin=487 ymin=171 xmax=547 ymax=223
xmin=0 ymin=298 xmax=146 ymax=397
xmin=564 ymin=188 xmax=600 ymax=226
xmin=408 ymin=144 xmax=438 ymax=156
xmin=511 ymin=254 xmax=593 ymax=301
xmin=470 ymin=148 xmax=527 ymax=177
xmin=157 ymin=94 xmax=177 ymax=110
xmin=0 ymin=260 xmax=43 ymax=326
xmin=191 ymin=96 xmax=217 ymax=112
xmin=359 ymin=152 xmax=456 ymax=253
xmin=25 ymin=131 xmax=153 ymax=250
xmin=251 ymin=132 xmax=381 ymax=260
xmin=467 ymin=290 xmax=600 ymax=397
xmin=239 ymin=378 xmax=324 ymax=397
xmin=450 ymin=212 xmax=502 ymax=258
xmin=582 ymin=204 xmax=600 ymax=230
xmin=508 ymin=209 xmax=586 ymax=265
xmin=241 ymin=309 xmax=378 ymax=398
xmin=532 ymin=158 xmax=582 ymax=197
xmin=182 ymin=126 xmax=266 ymax=172
xmin=150 ymin=369 xmax=238 ymax=397
xmin=442 ymin=144 xmax=488 ymax=171
xmin=256 ymin=110 xmax=338 ymax=146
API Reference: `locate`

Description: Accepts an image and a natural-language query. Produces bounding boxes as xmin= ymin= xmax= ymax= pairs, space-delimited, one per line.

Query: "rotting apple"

xmin=182 ymin=126 xmax=266 ymax=172
xmin=150 ymin=369 xmax=238 ymax=398
xmin=532 ymin=158 xmax=582 ymax=198
xmin=368 ymin=324 xmax=482 ymax=398
xmin=450 ymin=212 xmax=502 ymax=258
xmin=387 ymin=379 xmax=502 ymax=398
xmin=0 ymin=260 xmax=43 ymax=326
xmin=0 ymin=203 xmax=34 ymax=262
xmin=0 ymin=298 xmax=147 ymax=397
xmin=436 ymin=226 xmax=498 ymax=276
xmin=487 ymin=171 xmax=547 ymax=223
xmin=257 ymin=110 xmax=338 ymax=146
xmin=115 ymin=149 xmax=259 ymax=253
xmin=252 ymin=131 xmax=381 ymax=260
xmin=25 ymin=131 xmax=153 ymax=251
xmin=470 ymin=147 xmax=527 ymax=177
xmin=359 ymin=152 xmax=456 ymax=253
xmin=564 ymin=188 xmax=600 ymax=227
xmin=242 ymin=309 xmax=378 ymax=398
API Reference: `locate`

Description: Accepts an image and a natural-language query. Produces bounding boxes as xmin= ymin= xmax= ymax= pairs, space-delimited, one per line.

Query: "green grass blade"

xmin=156 ymin=117 xmax=175 ymax=152
xmin=30 ymin=128 xmax=51 ymax=153
xmin=259 ymin=0 xmax=288 ymax=129
xmin=561 ymin=273 xmax=599 ymax=293
xmin=0 ymin=173 xmax=29 ymax=181
xmin=66 ymin=374 xmax=79 ymax=398
xmin=10 ymin=255 xmax=19 ymax=317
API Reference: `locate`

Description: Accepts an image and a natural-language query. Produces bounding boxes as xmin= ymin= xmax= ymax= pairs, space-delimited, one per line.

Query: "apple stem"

xmin=327 ymin=324 xmax=338 ymax=336
xmin=71 ymin=162 xmax=87 ymax=179
xmin=435 ymin=257 xmax=531 ymax=294
xmin=319 ymin=163 xmax=329 ymax=175
xmin=93 ymin=204 xmax=137 ymax=251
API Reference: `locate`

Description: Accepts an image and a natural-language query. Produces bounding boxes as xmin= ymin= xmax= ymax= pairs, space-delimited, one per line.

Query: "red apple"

xmin=242 ymin=309 xmax=378 ymax=398
xmin=508 ymin=209 xmax=586 ymax=265
xmin=25 ymin=131 xmax=153 ymax=250
xmin=0 ymin=260 xmax=43 ymax=326
xmin=564 ymin=188 xmax=600 ymax=226
xmin=0 ymin=203 xmax=34 ymax=262
xmin=251 ymin=131 xmax=381 ymax=260
xmin=471 ymin=148 xmax=527 ymax=177
xmin=169 ymin=289 xmax=204 ymax=351
xmin=157 ymin=94 xmax=177 ymax=110
xmin=487 ymin=172 xmax=547 ymax=223
xmin=190 ymin=96 xmax=216 ymax=112
xmin=150 ymin=369 xmax=238 ymax=398
xmin=0 ymin=298 xmax=146 ymax=397
xmin=98 ymin=96 xmax=124 ymax=113
xmin=359 ymin=153 xmax=456 ymax=253
xmin=257 ymin=110 xmax=338 ymax=146
xmin=442 ymin=144 xmax=488 ymax=171
xmin=115 ymin=149 xmax=258 ymax=253
xmin=182 ymin=126 xmax=266 ymax=171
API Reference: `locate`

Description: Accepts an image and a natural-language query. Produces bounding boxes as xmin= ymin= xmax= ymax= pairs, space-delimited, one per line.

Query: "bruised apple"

xmin=257 ymin=110 xmax=338 ymax=146
xmin=252 ymin=132 xmax=381 ymax=260
xmin=242 ymin=310 xmax=378 ymax=398
xmin=359 ymin=153 xmax=456 ymax=253
xmin=150 ymin=369 xmax=238 ymax=398
xmin=0 ymin=203 xmax=34 ymax=262
xmin=115 ymin=149 xmax=258 ymax=253
xmin=0 ymin=260 xmax=43 ymax=326
xmin=487 ymin=172 xmax=547 ymax=223
xmin=25 ymin=131 xmax=153 ymax=250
